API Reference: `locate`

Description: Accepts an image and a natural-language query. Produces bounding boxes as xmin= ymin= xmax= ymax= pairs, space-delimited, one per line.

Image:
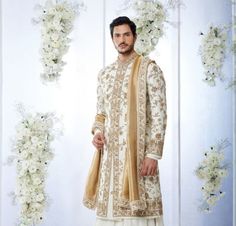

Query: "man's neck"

xmin=118 ymin=50 xmax=136 ymax=62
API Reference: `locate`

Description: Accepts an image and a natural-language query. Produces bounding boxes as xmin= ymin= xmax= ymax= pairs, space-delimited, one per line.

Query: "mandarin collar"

xmin=117 ymin=52 xmax=139 ymax=66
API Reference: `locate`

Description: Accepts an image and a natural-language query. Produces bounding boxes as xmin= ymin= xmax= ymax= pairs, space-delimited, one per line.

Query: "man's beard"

xmin=117 ymin=43 xmax=135 ymax=55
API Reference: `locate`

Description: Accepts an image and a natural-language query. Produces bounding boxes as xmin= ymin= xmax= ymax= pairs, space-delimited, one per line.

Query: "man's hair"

xmin=110 ymin=16 xmax=136 ymax=38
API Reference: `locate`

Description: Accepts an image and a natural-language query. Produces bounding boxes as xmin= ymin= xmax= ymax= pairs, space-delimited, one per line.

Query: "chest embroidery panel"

xmin=97 ymin=62 xmax=132 ymax=217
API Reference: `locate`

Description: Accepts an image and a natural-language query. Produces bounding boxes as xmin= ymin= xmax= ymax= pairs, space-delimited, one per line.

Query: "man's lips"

xmin=119 ymin=44 xmax=128 ymax=48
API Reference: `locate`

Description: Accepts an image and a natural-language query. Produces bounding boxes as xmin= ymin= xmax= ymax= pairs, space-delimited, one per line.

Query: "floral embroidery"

xmin=91 ymin=56 xmax=167 ymax=218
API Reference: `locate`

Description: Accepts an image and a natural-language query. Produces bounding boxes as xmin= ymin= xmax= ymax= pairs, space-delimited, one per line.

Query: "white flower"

xmin=218 ymin=169 xmax=228 ymax=177
xmin=195 ymin=167 xmax=205 ymax=179
xmin=206 ymin=195 xmax=218 ymax=206
xmin=28 ymin=164 xmax=37 ymax=173
xmin=19 ymin=195 xmax=31 ymax=204
xmin=32 ymin=175 xmax=43 ymax=186
xmin=35 ymin=193 xmax=45 ymax=202
xmin=203 ymin=182 xmax=215 ymax=193
xmin=20 ymin=150 xmax=30 ymax=160
xmin=31 ymin=136 xmax=39 ymax=144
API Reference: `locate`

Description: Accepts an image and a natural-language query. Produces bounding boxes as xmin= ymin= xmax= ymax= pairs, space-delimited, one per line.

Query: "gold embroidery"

xmin=88 ymin=56 xmax=166 ymax=218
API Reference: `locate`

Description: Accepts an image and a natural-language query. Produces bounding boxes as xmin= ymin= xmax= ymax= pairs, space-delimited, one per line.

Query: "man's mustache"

xmin=119 ymin=43 xmax=128 ymax=47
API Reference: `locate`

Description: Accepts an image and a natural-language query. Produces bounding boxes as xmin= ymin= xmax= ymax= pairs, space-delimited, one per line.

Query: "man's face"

xmin=112 ymin=24 xmax=136 ymax=55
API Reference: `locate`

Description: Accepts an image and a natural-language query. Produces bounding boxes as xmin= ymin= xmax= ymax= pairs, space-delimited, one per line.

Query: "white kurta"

xmin=91 ymin=53 xmax=167 ymax=226
xmin=95 ymin=217 xmax=164 ymax=226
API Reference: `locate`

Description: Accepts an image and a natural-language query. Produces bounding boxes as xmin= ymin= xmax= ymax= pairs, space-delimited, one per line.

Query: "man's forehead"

xmin=113 ymin=24 xmax=132 ymax=34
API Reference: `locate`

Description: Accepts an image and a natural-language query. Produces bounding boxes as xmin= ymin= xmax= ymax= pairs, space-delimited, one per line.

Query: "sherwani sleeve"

xmin=145 ymin=62 xmax=167 ymax=160
xmin=91 ymin=70 xmax=106 ymax=135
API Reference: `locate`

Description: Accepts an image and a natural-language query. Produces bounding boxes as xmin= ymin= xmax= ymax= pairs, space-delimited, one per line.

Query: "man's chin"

xmin=118 ymin=49 xmax=133 ymax=55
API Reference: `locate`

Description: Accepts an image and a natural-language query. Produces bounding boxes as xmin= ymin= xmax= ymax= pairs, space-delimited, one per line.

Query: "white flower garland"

xmin=132 ymin=0 xmax=168 ymax=56
xmin=33 ymin=0 xmax=85 ymax=83
xmin=195 ymin=139 xmax=230 ymax=213
xmin=199 ymin=25 xmax=228 ymax=86
xmin=8 ymin=104 xmax=63 ymax=226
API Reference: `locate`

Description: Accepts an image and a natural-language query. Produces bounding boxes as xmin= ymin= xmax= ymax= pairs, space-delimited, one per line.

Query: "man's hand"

xmin=140 ymin=157 xmax=157 ymax=176
xmin=92 ymin=132 xmax=105 ymax=150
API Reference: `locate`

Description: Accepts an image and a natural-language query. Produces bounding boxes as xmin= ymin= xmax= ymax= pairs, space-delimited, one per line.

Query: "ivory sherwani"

xmin=84 ymin=52 xmax=167 ymax=222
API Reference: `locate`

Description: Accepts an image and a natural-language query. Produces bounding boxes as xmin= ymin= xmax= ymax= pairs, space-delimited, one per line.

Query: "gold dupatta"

xmin=120 ymin=55 xmax=142 ymax=205
xmin=83 ymin=114 xmax=105 ymax=209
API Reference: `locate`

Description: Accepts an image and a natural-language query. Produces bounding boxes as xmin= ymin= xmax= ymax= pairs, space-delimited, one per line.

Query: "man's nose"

xmin=120 ymin=35 xmax=125 ymax=42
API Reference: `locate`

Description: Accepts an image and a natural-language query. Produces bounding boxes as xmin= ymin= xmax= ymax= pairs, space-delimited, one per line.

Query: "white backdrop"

xmin=0 ymin=0 xmax=235 ymax=226
xmin=180 ymin=1 xmax=233 ymax=226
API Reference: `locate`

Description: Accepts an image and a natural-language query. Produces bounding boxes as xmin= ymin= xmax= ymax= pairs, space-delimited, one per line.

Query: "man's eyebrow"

xmin=114 ymin=31 xmax=132 ymax=35
xmin=123 ymin=32 xmax=132 ymax=35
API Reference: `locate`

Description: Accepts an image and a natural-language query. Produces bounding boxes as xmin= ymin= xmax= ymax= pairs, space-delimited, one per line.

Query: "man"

xmin=83 ymin=16 xmax=167 ymax=226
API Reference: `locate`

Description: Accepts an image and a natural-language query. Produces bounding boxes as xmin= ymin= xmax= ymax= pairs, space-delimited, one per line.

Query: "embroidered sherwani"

xmin=84 ymin=52 xmax=167 ymax=226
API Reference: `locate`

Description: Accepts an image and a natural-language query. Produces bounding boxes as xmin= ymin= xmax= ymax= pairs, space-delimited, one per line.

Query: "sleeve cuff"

xmin=94 ymin=128 xmax=102 ymax=135
xmin=146 ymin=153 xmax=161 ymax=160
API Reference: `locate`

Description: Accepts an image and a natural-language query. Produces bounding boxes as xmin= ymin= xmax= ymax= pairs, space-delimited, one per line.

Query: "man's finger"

xmin=140 ymin=163 xmax=148 ymax=176
xmin=141 ymin=169 xmax=147 ymax=176
xmin=150 ymin=168 xmax=155 ymax=176
xmin=96 ymin=135 xmax=105 ymax=144
xmin=95 ymin=139 xmax=104 ymax=145
xmin=100 ymin=134 xmax=106 ymax=144
xmin=95 ymin=136 xmax=104 ymax=143
xmin=147 ymin=166 xmax=152 ymax=176
xmin=92 ymin=139 xmax=104 ymax=149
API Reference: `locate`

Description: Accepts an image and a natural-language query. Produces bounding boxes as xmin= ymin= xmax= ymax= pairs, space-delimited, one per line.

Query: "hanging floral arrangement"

xmin=195 ymin=139 xmax=230 ymax=213
xmin=132 ymin=0 xmax=168 ymax=56
xmin=199 ymin=25 xmax=228 ymax=86
xmin=118 ymin=0 xmax=182 ymax=56
xmin=7 ymin=104 xmax=63 ymax=226
xmin=33 ymin=0 xmax=85 ymax=83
